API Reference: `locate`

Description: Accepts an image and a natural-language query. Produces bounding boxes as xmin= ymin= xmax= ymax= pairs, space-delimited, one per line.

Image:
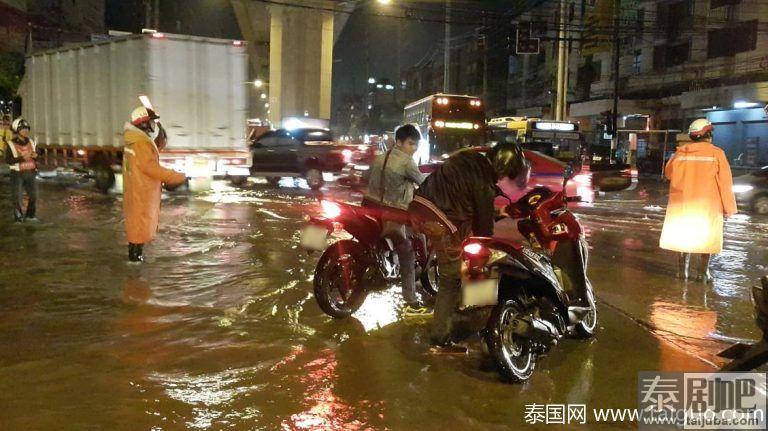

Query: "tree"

xmin=0 ymin=52 xmax=25 ymax=101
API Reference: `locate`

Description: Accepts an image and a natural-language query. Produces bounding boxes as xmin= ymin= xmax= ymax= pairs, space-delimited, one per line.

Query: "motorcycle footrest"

xmin=717 ymin=342 xmax=755 ymax=359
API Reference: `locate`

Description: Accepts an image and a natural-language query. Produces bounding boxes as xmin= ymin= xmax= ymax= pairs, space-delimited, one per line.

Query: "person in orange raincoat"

xmin=123 ymin=106 xmax=186 ymax=262
xmin=659 ymin=119 xmax=737 ymax=282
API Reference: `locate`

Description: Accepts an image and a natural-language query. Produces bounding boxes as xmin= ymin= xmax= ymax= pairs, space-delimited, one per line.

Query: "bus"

xmin=403 ymin=94 xmax=486 ymax=164
xmin=488 ymin=117 xmax=582 ymax=162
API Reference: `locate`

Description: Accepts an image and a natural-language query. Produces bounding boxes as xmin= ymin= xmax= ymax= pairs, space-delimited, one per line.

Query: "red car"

xmin=339 ymin=146 xmax=634 ymax=203
xmin=417 ymin=148 xmax=596 ymax=205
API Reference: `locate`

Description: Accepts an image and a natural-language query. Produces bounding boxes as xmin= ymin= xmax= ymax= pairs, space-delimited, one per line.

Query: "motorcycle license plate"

xmin=300 ymin=225 xmax=328 ymax=251
xmin=460 ymin=278 xmax=499 ymax=309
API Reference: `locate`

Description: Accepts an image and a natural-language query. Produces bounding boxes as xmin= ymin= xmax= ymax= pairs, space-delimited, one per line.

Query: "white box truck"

xmin=18 ymin=32 xmax=249 ymax=192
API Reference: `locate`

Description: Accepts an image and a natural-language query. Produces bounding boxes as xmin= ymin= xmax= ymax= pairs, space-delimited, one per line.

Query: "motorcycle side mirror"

xmin=494 ymin=185 xmax=513 ymax=205
xmin=564 ymin=164 xmax=574 ymax=180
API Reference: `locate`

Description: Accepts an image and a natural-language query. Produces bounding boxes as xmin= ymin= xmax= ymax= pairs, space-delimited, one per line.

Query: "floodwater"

xmin=0 ymin=175 xmax=764 ymax=430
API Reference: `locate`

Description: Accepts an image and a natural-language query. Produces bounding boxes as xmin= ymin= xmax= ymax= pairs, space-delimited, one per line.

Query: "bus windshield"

xmin=404 ymin=94 xmax=486 ymax=163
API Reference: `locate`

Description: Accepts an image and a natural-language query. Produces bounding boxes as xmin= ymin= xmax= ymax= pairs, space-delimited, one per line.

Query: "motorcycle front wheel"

xmin=313 ymin=240 xmax=369 ymax=318
xmin=419 ymin=254 xmax=439 ymax=297
xmin=574 ymin=286 xmax=598 ymax=338
xmin=485 ymin=298 xmax=537 ymax=383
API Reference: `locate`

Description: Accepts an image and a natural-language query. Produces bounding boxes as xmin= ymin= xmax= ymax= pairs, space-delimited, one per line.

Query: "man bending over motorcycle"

xmin=409 ymin=143 xmax=530 ymax=352
xmin=362 ymin=124 xmax=427 ymax=313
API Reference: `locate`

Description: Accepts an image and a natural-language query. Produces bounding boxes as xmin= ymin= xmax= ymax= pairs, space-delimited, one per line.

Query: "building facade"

xmin=400 ymin=0 xmax=768 ymax=165
xmin=570 ymin=0 xmax=767 ymax=162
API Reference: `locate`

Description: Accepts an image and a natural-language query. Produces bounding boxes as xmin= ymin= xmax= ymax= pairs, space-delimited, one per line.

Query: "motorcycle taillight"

xmin=320 ymin=200 xmax=342 ymax=219
xmin=462 ymin=242 xmax=490 ymax=274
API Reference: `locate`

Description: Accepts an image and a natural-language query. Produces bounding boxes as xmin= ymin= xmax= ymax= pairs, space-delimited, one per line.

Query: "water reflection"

xmin=2 ymin=177 xmax=766 ymax=429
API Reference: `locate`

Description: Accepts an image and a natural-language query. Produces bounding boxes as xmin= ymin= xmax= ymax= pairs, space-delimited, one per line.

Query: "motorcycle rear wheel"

xmin=486 ymin=298 xmax=537 ymax=383
xmin=313 ymin=240 xmax=369 ymax=318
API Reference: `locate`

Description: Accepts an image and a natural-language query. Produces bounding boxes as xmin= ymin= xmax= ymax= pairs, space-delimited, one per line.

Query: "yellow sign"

xmin=581 ymin=0 xmax=614 ymax=56
xmin=445 ymin=122 xmax=474 ymax=130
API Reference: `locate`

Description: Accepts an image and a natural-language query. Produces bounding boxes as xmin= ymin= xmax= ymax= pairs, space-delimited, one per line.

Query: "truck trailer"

xmin=18 ymin=32 xmax=249 ymax=192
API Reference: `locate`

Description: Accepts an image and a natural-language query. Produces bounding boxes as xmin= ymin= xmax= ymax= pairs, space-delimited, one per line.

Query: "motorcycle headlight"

xmin=732 ymin=184 xmax=754 ymax=194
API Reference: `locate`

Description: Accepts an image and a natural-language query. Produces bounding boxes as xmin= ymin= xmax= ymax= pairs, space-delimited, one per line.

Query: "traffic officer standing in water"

xmin=122 ymin=107 xmax=186 ymax=262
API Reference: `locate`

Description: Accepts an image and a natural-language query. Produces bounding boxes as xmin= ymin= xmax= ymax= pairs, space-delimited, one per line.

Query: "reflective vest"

xmin=8 ymin=138 xmax=37 ymax=172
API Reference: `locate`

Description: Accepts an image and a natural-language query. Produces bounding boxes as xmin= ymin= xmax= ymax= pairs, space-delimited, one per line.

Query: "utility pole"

xmin=443 ymin=0 xmax=451 ymax=93
xmin=396 ymin=23 xmax=401 ymax=103
xmin=482 ymin=31 xmax=488 ymax=105
xmin=555 ymin=0 xmax=567 ymax=121
xmin=153 ymin=0 xmax=160 ymax=30
xmin=144 ymin=0 xmax=152 ymax=29
xmin=610 ymin=0 xmax=621 ymax=162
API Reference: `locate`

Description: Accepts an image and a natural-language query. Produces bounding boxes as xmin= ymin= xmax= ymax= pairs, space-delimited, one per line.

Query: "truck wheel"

xmin=753 ymin=195 xmax=768 ymax=215
xmin=305 ymin=169 xmax=324 ymax=190
xmin=266 ymin=176 xmax=281 ymax=187
xmin=94 ymin=165 xmax=115 ymax=193
xmin=229 ymin=175 xmax=248 ymax=187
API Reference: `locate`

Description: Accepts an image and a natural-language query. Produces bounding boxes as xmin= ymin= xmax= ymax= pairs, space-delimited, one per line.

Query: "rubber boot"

xmin=677 ymin=253 xmax=690 ymax=280
xmin=696 ymin=254 xmax=713 ymax=284
xmin=128 ymin=243 xmax=144 ymax=263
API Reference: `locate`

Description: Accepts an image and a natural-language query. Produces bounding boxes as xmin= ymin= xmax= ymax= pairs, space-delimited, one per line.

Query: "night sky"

xmin=331 ymin=5 xmax=444 ymax=103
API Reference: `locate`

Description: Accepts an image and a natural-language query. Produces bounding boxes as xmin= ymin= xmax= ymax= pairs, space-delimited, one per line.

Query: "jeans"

xmin=10 ymin=170 xmax=37 ymax=221
xmin=381 ymin=221 xmax=418 ymax=304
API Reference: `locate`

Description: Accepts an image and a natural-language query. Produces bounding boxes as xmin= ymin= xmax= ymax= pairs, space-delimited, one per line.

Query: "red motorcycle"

xmin=460 ymin=166 xmax=597 ymax=382
xmin=300 ymin=200 xmax=438 ymax=318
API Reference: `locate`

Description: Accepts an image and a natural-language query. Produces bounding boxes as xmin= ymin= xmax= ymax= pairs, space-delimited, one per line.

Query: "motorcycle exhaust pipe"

xmin=511 ymin=316 xmax=559 ymax=345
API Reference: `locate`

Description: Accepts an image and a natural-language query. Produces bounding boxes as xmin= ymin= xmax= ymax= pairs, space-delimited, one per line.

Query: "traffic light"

xmin=516 ymin=22 xmax=540 ymax=55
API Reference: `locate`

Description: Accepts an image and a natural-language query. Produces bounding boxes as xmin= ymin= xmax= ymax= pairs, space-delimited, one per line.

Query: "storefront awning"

xmin=680 ymin=81 xmax=768 ymax=110
xmin=569 ymin=99 xmax=654 ymax=118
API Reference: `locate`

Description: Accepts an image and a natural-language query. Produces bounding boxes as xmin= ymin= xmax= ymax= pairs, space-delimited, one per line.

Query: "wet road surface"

xmin=0 ymin=175 xmax=764 ymax=430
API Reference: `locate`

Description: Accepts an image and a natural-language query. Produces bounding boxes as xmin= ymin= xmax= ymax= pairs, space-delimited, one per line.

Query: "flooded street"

xmin=0 ymin=176 xmax=765 ymax=430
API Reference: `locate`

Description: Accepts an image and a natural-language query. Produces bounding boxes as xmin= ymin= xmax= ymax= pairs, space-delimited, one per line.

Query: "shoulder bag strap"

xmin=379 ymin=148 xmax=393 ymax=202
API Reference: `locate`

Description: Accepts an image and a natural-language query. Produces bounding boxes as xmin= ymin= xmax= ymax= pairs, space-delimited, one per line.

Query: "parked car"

xmin=733 ymin=166 xmax=768 ymax=215
xmin=249 ymin=128 xmax=350 ymax=189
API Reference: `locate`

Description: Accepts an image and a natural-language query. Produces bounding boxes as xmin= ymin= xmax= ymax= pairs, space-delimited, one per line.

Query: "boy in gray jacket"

xmin=363 ymin=124 xmax=427 ymax=312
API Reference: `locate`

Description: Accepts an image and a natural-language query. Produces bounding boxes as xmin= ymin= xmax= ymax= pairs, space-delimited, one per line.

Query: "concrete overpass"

xmin=231 ymin=0 xmax=354 ymax=126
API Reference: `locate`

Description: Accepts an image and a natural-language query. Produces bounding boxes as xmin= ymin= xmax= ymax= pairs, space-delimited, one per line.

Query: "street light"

xmin=377 ymin=0 xmax=391 ymax=4
xmin=265 ymin=103 xmax=270 ymax=108
xmin=253 ymin=79 xmax=264 ymax=88
xmin=368 ymin=77 xmax=376 ymax=84
xmin=260 ymin=93 xmax=267 ymax=100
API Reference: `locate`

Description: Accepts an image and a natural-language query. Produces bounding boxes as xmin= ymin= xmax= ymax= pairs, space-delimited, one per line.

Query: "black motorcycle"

xmin=460 ymin=166 xmax=597 ymax=382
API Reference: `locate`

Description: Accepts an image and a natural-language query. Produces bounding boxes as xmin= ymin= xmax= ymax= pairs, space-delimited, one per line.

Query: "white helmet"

xmin=688 ymin=118 xmax=713 ymax=140
xmin=11 ymin=117 xmax=30 ymax=133
xmin=130 ymin=106 xmax=159 ymax=126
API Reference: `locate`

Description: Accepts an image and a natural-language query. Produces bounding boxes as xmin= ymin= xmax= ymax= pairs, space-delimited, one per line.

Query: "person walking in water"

xmin=122 ymin=106 xmax=186 ymax=262
xmin=659 ymin=119 xmax=737 ymax=282
xmin=5 ymin=118 xmax=39 ymax=222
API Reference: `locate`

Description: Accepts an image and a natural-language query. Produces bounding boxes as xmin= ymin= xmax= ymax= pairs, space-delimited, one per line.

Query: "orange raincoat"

xmin=123 ymin=122 xmax=186 ymax=244
xmin=659 ymin=141 xmax=737 ymax=254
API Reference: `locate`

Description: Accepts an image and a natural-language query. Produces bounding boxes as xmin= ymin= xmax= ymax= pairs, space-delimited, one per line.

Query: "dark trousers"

xmin=421 ymin=221 xmax=470 ymax=345
xmin=10 ymin=170 xmax=37 ymax=221
xmin=381 ymin=221 xmax=418 ymax=304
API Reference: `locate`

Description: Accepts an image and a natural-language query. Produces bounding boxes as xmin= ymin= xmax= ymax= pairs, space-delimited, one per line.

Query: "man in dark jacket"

xmin=410 ymin=142 xmax=529 ymax=351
